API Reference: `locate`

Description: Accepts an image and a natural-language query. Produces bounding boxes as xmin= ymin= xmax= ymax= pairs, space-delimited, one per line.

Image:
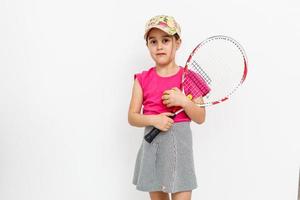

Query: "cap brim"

xmin=144 ymin=25 xmax=175 ymax=39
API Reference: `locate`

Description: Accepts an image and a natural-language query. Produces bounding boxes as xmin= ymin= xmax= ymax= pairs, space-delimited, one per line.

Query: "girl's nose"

xmin=157 ymin=42 xmax=163 ymax=50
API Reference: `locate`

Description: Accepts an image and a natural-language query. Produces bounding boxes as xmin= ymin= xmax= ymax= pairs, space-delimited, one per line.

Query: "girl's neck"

xmin=155 ymin=62 xmax=179 ymax=77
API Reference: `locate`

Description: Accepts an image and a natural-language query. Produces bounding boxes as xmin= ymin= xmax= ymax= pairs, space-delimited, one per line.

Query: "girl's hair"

xmin=173 ymin=33 xmax=180 ymax=40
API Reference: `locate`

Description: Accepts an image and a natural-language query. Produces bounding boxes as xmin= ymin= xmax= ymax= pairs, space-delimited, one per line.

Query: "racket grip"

xmin=144 ymin=114 xmax=176 ymax=143
xmin=144 ymin=127 xmax=161 ymax=143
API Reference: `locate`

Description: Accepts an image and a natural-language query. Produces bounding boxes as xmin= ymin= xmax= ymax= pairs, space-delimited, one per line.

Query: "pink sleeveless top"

xmin=134 ymin=66 xmax=191 ymax=123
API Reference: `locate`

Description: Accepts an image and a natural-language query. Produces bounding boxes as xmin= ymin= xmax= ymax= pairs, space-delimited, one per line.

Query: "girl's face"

xmin=146 ymin=28 xmax=181 ymax=67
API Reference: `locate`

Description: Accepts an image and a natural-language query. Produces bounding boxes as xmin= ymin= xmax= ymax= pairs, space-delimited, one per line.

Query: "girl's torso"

xmin=134 ymin=66 xmax=191 ymax=123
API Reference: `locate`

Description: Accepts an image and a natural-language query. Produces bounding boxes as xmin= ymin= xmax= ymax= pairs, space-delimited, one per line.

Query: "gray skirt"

xmin=132 ymin=122 xmax=198 ymax=193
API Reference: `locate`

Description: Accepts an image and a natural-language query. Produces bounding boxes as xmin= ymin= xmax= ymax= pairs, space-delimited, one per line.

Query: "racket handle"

xmin=144 ymin=114 xmax=176 ymax=143
xmin=144 ymin=127 xmax=161 ymax=143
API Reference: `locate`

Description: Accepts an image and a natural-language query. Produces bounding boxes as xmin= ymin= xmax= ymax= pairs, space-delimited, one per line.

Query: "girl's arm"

xmin=181 ymin=96 xmax=206 ymax=124
xmin=128 ymin=79 xmax=174 ymax=131
xmin=128 ymin=79 xmax=154 ymax=127
xmin=162 ymin=87 xmax=206 ymax=124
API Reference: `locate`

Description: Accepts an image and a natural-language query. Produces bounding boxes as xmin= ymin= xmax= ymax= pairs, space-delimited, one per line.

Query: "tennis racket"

xmin=144 ymin=35 xmax=248 ymax=143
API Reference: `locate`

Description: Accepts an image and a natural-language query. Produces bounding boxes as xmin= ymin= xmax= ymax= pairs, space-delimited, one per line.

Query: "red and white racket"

xmin=144 ymin=35 xmax=248 ymax=143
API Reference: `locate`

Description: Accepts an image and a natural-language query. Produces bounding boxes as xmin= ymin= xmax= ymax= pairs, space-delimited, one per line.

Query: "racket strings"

xmin=183 ymin=36 xmax=247 ymax=105
xmin=190 ymin=60 xmax=212 ymax=84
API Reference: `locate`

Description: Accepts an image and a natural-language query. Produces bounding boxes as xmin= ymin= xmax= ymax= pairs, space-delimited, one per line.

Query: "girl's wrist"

xmin=147 ymin=115 xmax=157 ymax=127
xmin=181 ymin=96 xmax=191 ymax=108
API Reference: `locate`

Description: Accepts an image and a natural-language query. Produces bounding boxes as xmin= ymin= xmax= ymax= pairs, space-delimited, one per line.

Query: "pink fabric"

xmin=134 ymin=66 xmax=205 ymax=123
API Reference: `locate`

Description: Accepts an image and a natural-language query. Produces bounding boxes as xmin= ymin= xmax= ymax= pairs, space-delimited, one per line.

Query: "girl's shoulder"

xmin=135 ymin=66 xmax=155 ymax=76
xmin=133 ymin=67 xmax=155 ymax=89
xmin=134 ymin=66 xmax=155 ymax=82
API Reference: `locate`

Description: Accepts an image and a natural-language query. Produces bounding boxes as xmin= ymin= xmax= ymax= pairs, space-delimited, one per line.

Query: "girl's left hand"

xmin=162 ymin=87 xmax=189 ymax=108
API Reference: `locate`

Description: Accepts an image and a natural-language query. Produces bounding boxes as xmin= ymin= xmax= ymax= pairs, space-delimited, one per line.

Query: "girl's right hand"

xmin=152 ymin=112 xmax=174 ymax=132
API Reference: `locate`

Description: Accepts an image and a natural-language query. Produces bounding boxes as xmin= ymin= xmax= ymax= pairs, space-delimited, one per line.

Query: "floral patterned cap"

xmin=144 ymin=15 xmax=181 ymax=40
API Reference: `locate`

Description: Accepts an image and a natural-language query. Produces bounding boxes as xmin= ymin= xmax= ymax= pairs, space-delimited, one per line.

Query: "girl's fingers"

xmin=163 ymin=99 xmax=172 ymax=105
xmin=163 ymin=91 xmax=169 ymax=95
xmin=162 ymin=112 xmax=174 ymax=116
xmin=163 ymin=89 xmax=173 ymax=95
xmin=163 ymin=121 xmax=174 ymax=132
xmin=168 ymin=118 xmax=174 ymax=124
xmin=161 ymin=94 xmax=169 ymax=100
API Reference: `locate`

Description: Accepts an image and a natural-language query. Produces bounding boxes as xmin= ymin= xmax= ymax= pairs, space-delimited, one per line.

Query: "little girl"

xmin=128 ymin=15 xmax=206 ymax=200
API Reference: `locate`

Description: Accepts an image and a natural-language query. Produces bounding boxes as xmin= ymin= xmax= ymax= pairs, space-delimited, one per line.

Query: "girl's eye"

xmin=150 ymin=40 xmax=156 ymax=45
xmin=162 ymin=39 xmax=170 ymax=43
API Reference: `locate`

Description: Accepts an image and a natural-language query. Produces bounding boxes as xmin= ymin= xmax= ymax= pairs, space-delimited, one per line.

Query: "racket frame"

xmin=144 ymin=35 xmax=248 ymax=143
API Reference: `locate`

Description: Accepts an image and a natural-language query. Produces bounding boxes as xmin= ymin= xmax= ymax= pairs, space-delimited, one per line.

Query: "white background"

xmin=1 ymin=0 xmax=300 ymax=199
